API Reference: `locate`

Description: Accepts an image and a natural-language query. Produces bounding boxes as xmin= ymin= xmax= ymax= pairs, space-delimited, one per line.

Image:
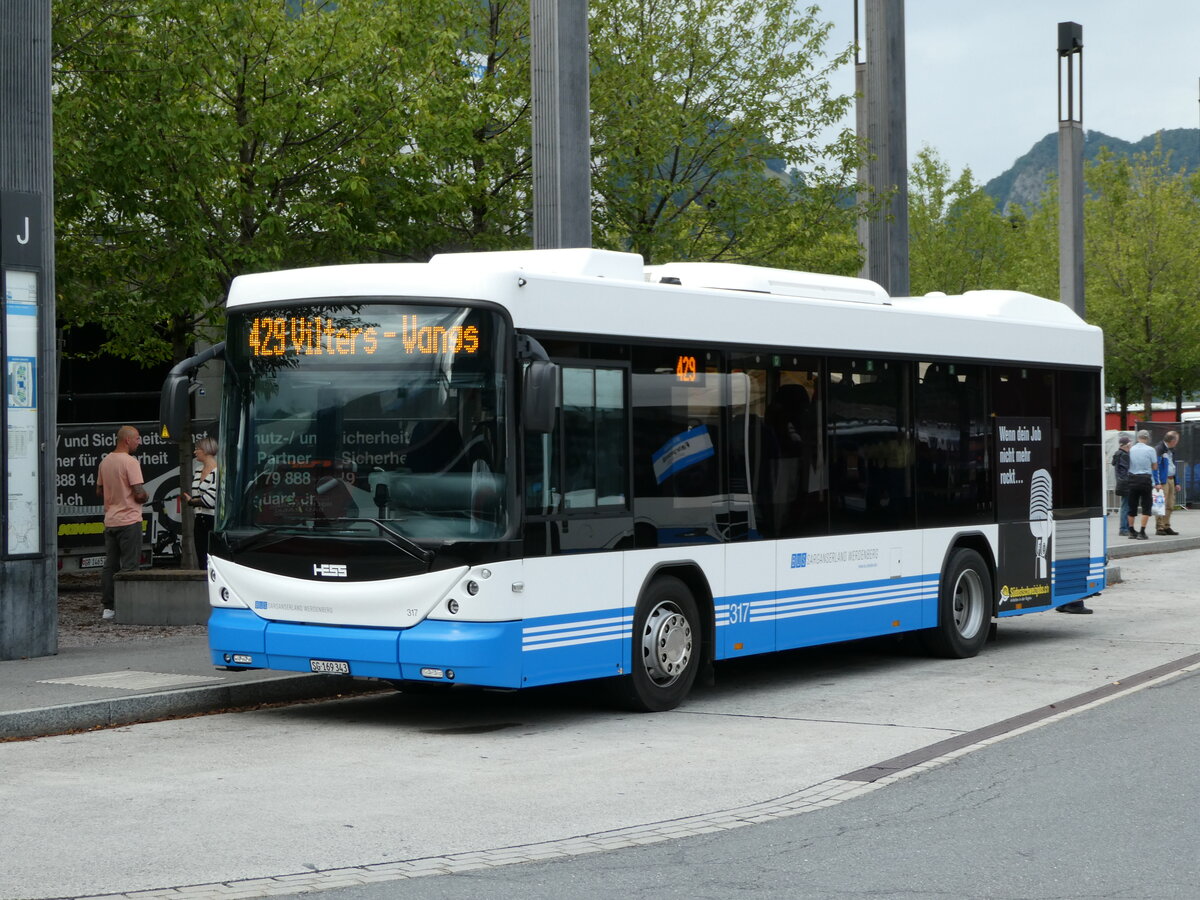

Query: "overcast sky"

xmin=819 ymin=0 xmax=1200 ymax=183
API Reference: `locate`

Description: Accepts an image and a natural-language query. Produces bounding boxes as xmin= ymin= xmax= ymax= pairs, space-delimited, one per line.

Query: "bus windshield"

xmin=220 ymin=302 xmax=509 ymax=543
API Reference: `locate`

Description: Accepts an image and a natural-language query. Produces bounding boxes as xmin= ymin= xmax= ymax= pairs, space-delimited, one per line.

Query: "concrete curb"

xmin=0 ymin=673 xmax=384 ymax=740
xmin=1107 ymin=535 xmax=1200 ymax=560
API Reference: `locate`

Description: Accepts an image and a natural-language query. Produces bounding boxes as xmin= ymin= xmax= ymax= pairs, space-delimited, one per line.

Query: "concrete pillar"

xmin=858 ymin=0 xmax=909 ymax=296
xmin=854 ymin=3 xmax=870 ymax=277
xmin=531 ymin=0 xmax=592 ymax=249
xmin=0 ymin=0 xmax=57 ymax=659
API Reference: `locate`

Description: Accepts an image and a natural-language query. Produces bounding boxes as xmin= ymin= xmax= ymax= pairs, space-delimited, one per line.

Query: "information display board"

xmin=4 ymin=269 xmax=40 ymax=554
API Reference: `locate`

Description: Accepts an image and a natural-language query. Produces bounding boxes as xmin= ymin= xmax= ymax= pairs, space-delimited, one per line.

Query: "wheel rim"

xmin=640 ymin=601 xmax=694 ymax=687
xmin=952 ymin=568 xmax=985 ymax=638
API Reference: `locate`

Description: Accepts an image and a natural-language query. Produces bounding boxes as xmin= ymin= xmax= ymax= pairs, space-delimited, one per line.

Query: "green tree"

xmin=54 ymin=0 xmax=447 ymax=564
xmin=53 ymin=0 xmax=445 ymax=368
xmin=1003 ymin=194 xmax=1059 ymax=301
xmin=588 ymin=0 xmax=862 ymax=269
xmin=376 ymin=0 xmax=534 ymax=256
xmin=907 ymin=146 xmax=1014 ymax=295
xmin=1083 ymin=145 xmax=1200 ymax=418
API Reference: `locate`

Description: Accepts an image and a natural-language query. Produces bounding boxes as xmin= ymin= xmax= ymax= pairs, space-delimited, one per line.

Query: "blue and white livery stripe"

xmin=714 ymin=574 xmax=937 ymax=626
xmin=522 ymin=612 xmax=633 ymax=651
xmin=774 ymin=577 xmax=937 ymax=621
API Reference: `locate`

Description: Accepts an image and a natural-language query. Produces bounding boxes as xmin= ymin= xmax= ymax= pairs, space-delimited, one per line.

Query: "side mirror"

xmin=160 ymin=372 xmax=192 ymax=440
xmin=158 ymin=341 xmax=225 ymax=439
xmin=522 ymin=360 xmax=560 ymax=434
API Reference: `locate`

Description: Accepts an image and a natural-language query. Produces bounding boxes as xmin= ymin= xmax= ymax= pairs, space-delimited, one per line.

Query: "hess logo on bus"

xmin=313 ymin=563 xmax=348 ymax=578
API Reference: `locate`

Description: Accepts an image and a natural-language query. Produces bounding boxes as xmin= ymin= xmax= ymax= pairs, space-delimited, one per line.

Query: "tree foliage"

xmin=54 ymin=0 xmax=865 ymax=370
xmin=1083 ymin=145 xmax=1200 ymax=415
xmin=588 ymin=0 xmax=862 ymax=269
xmin=375 ymin=0 xmax=534 ymax=256
xmin=907 ymin=147 xmax=1015 ymax=295
xmin=54 ymin=0 xmax=446 ymax=365
xmin=905 ymin=139 xmax=1200 ymax=415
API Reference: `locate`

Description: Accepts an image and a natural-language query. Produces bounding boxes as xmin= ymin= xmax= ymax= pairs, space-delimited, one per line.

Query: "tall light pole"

xmin=1057 ymin=22 xmax=1084 ymax=318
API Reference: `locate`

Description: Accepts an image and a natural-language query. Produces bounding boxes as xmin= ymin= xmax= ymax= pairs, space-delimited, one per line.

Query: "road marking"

xmin=840 ymin=649 xmax=1200 ymax=782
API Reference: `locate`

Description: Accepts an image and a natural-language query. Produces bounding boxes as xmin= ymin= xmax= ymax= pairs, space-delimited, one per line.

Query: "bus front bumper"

xmin=208 ymin=608 xmax=523 ymax=689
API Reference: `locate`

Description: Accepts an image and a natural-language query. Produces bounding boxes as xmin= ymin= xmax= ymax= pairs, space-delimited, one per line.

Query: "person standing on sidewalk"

xmin=1112 ymin=434 xmax=1131 ymax=536
xmin=95 ymin=426 xmax=149 ymax=619
xmin=1154 ymin=430 xmax=1181 ymax=536
xmin=1126 ymin=429 xmax=1158 ymax=541
xmin=182 ymin=437 xmax=219 ymax=569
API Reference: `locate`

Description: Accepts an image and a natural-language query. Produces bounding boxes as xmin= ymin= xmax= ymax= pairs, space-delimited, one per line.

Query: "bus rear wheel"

xmin=922 ymin=548 xmax=992 ymax=659
xmin=621 ymin=576 xmax=701 ymax=712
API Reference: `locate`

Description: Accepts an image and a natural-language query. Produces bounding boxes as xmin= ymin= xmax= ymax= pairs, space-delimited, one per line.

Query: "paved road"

xmin=3 ymin=548 xmax=1200 ymax=900
xmin=285 ymin=664 xmax=1200 ymax=900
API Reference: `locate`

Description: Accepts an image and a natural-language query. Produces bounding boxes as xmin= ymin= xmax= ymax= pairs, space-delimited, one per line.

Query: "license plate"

xmin=310 ymin=659 xmax=350 ymax=675
xmin=80 ymin=555 xmax=106 ymax=569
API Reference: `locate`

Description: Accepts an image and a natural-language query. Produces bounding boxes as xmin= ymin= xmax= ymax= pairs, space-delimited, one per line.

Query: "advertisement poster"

xmin=55 ymin=420 xmax=216 ymax=556
xmin=995 ymin=417 xmax=1053 ymax=612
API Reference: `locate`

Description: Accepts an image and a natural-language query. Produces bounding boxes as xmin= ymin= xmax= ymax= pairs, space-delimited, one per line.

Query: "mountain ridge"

xmin=983 ymin=127 xmax=1200 ymax=211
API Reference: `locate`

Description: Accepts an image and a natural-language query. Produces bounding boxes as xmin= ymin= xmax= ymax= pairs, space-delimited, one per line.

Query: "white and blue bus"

xmin=163 ymin=249 xmax=1105 ymax=711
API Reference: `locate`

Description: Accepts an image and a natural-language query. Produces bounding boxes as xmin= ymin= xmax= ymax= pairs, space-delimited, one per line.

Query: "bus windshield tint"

xmin=221 ymin=303 xmax=508 ymax=542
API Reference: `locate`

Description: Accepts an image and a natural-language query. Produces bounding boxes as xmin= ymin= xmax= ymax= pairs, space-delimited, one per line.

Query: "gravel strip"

xmin=58 ymin=572 xmax=207 ymax=648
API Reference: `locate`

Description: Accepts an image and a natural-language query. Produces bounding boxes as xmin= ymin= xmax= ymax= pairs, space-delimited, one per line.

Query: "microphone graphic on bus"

xmin=1029 ymin=468 xmax=1053 ymax=579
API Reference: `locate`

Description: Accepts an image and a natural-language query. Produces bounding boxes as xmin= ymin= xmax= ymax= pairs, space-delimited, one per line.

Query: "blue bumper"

xmin=209 ymin=608 xmax=523 ymax=688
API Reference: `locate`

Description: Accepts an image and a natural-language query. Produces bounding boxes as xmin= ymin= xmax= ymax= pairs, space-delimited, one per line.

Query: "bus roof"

xmin=226 ymin=249 xmax=1103 ymax=368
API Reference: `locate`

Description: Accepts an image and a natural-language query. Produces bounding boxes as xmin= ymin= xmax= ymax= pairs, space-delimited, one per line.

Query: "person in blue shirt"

xmin=1126 ymin=430 xmax=1158 ymax=540
xmin=1153 ymin=431 xmax=1181 ymax=536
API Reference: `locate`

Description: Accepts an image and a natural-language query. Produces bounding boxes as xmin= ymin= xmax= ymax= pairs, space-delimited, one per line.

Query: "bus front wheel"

xmin=621 ymin=576 xmax=701 ymax=712
xmin=922 ymin=548 xmax=992 ymax=659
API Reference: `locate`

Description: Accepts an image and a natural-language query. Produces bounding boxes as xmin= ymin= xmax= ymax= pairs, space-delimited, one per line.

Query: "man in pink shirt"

xmin=95 ymin=425 xmax=149 ymax=619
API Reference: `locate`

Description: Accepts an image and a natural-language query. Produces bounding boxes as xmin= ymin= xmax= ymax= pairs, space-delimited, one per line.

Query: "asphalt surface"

xmin=1 ymin=513 xmax=1195 ymax=742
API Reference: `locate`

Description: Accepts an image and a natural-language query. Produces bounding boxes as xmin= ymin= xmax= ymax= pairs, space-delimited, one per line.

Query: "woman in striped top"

xmin=183 ymin=437 xmax=218 ymax=569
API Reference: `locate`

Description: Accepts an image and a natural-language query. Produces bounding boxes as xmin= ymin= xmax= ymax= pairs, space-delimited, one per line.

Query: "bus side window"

xmin=526 ymin=365 xmax=629 ymax=517
xmin=828 ymin=358 xmax=914 ymax=534
xmin=915 ymin=362 xmax=992 ymax=526
xmin=562 ymin=366 xmax=628 ymax=510
xmin=631 ymin=347 xmax=722 ymax=546
xmin=769 ymin=368 xmax=825 ymax=539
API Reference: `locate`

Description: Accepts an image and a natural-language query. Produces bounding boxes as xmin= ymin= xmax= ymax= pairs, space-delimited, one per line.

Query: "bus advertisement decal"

xmin=995 ymin=417 xmax=1053 ymax=612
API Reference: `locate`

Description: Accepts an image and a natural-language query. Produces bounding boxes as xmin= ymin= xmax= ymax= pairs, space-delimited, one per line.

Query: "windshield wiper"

xmin=324 ymin=517 xmax=435 ymax=567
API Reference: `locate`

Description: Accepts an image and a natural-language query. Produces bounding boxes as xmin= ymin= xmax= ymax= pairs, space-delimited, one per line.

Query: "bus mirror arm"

xmin=160 ymin=342 xmax=226 ymax=439
xmin=522 ymin=360 xmax=560 ymax=434
xmin=516 ymin=333 xmax=551 ymax=361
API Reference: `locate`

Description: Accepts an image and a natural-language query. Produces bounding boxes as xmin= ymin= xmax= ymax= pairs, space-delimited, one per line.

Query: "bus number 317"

xmin=727 ymin=602 xmax=752 ymax=625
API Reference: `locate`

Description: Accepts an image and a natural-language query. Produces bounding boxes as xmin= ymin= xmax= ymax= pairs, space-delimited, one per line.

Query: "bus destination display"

xmin=247 ymin=315 xmax=481 ymax=358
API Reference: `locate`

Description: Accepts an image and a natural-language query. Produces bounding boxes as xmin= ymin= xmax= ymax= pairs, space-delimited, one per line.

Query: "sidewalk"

xmin=1106 ymin=506 xmax=1200 ymax=559
xmin=0 ymin=634 xmax=381 ymax=740
xmin=3 ymin=510 xmax=1194 ymax=741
